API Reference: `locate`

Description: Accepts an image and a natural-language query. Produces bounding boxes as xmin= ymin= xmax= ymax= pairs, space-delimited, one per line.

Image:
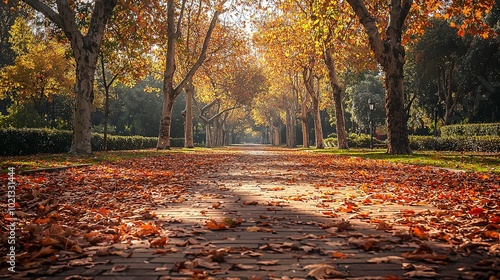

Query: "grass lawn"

xmin=317 ymin=148 xmax=500 ymax=173
xmin=0 ymin=149 xmax=186 ymax=174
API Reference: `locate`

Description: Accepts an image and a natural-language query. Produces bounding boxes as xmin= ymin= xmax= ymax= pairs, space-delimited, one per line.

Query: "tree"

xmin=0 ymin=18 xmax=75 ymax=127
xmin=344 ymin=0 xmax=494 ymax=154
xmin=192 ymin=20 xmax=262 ymax=147
xmin=253 ymin=8 xmax=326 ymax=149
xmin=21 ymin=0 xmax=117 ymax=154
xmin=0 ymin=0 xmax=26 ymax=68
xmin=410 ymin=19 xmax=466 ymax=125
xmin=347 ymin=73 xmax=386 ymax=132
xmin=156 ymin=0 xmax=221 ymax=150
xmin=97 ymin=1 xmax=155 ymax=150
xmin=313 ymin=0 xmax=376 ymax=149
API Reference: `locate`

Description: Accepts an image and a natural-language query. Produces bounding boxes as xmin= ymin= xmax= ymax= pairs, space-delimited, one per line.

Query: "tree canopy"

xmin=0 ymin=0 xmax=498 ymax=151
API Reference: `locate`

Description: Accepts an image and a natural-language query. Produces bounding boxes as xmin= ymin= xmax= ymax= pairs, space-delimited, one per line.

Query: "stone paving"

xmin=3 ymin=146 xmax=497 ymax=280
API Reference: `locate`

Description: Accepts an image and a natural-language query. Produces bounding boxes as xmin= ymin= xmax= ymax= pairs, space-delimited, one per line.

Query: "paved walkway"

xmin=2 ymin=146 xmax=498 ymax=279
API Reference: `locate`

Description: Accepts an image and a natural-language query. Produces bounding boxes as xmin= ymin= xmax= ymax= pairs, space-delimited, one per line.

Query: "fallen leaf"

xmin=257 ymin=260 xmax=279 ymax=265
xmin=231 ymin=264 xmax=255 ymax=270
xmin=111 ymin=265 xmax=130 ymax=272
xmin=304 ymin=264 xmax=346 ymax=279
xmin=404 ymin=271 xmax=438 ymax=277
xmin=151 ymin=236 xmax=168 ymax=247
xmin=194 ymin=256 xmax=221 ymax=269
xmin=367 ymin=256 xmax=404 ymax=264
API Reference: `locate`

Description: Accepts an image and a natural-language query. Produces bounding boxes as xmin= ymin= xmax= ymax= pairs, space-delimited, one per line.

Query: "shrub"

xmin=0 ymin=128 xmax=186 ymax=156
xmin=170 ymin=138 xmax=185 ymax=147
xmin=441 ymin=123 xmax=500 ymax=137
xmin=410 ymin=135 xmax=500 ymax=152
xmin=324 ymin=133 xmax=385 ymax=148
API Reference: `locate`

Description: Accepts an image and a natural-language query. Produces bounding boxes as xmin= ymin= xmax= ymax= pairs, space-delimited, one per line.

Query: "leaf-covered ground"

xmin=1 ymin=146 xmax=499 ymax=279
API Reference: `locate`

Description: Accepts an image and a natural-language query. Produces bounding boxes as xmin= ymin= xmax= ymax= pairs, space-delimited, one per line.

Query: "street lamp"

xmin=434 ymin=105 xmax=439 ymax=150
xmin=368 ymin=98 xmax=375 ymax=149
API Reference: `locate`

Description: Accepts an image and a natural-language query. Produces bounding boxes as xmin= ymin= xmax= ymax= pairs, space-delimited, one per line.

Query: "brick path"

xmin=4 ymin=146 xmax=498 ymax=279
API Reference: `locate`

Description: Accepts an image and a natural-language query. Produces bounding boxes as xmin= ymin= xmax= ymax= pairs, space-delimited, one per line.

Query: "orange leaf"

xmin=151 ymin=236 xmax=168 ymax=247
xmin=205 ymin=219 xmax=227 ymax=230
xmin=482 ymin=231 xmax=499 ymax=240
xmin=97 ymin=207 xmax=111 ymax=216
xmin=469 ymin=207 xmax=484 ymax=215
xmin=412 ymin=226 xmax=429 ymax=240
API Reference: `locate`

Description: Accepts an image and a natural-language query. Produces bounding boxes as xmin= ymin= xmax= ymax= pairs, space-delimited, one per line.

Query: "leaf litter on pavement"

xmin=0 ymin=147 xmax=498 ymax=279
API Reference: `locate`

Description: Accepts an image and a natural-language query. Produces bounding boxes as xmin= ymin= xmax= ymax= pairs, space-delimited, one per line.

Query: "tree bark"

xmin=437 ymin=62 xmax=458 ymax=125
xmin=22 ymin=0 xmax=117 ymax=154
xmin=184 ymin=79 xmax=195 ymax=148
xmin=285 ymin=83 xmax=297 ymax=148
xmin=346 ymin=0 xmax=412 ymax=154
xmin=285 ymin=106 xmax=297 ymax=148
xmin=272 ymin=120 xmax=281 ymax=146
xmin=303 ymin=65 xmax=324 ymax=149
xmin=324 ymin=48 xmax=348 ymax=149
xmin=300 ymin=90 xmax=310 ymax=148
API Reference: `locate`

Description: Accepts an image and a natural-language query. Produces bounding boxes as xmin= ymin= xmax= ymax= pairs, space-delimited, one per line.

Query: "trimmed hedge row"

xmin=324 ymin=133 xmax=385 ymax=148
xmin=441 ymin=123 xmax=500 ymax=137
xmin=0 ymin=128 xmax=185 ymax=156
xmin=325 ymin=133 xmax=499 ymax=152
xmin=409 ymin=136 xmax=500 ymax=152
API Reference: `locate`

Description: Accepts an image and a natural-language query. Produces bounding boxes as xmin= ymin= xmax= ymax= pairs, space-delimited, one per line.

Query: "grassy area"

xmin=317 ymin=148 xmax=500 ymax=173
xmin=2 ymin=146 xmax=499 ymax=174
xmin=0 ymin=149 xmax=187 ymax=174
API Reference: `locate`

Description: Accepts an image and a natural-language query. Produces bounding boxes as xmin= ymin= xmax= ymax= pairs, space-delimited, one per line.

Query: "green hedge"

xmin=324 ymin=133 xmax=385 ymax=148
xmin=410 ymin=135 xmax=500 ymax=152
xmin=0 ymin=128 xmax=185 ymax=156
xmin=441 ymin=123 xmax=500 ymax=137
xmin=324 ymin=133 xmax=499 ymax=152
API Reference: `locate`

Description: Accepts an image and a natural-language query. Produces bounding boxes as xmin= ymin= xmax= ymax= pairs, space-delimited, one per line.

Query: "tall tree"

xmin=21 ymin=0 xmax=117 ymax=154
xmin=97 ymin=1 xmax=155 ymax=150
xmin=156 ymin=0 xmax=221 ymax=149
xmin=344 ymin=0 xmax=494 ymax=154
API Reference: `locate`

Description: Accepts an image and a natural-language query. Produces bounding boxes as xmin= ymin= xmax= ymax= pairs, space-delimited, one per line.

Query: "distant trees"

xmin=0 ymin=18 xmax=74 ymax=129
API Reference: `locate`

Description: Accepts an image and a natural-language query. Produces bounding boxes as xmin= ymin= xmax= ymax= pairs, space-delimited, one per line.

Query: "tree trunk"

xmin=184 ymin=80 xmax=195 ymax=148
xmin=437 ymin=62 xmax=458 ymax=125
xmin=346 ymin=0 xmax=412 ymax=154
xmin=385 ymin=53 xmax=411 ymax=154
xmin=205 ymin=122 xmax=212 ymax=148
xmin=272 ymin=121 xmax=281 ymax=146
xmin=22 ymin=0 xmax=117 ymax=154
xmin=70 ymin=53 xmax=98 ymax=154
xmin=285 ymin=106 xmax=297 ymax=148
xmin=158 ymin=93 xmax=176 ymax=149
xmin=213 ymin=116 xmax=220 ymax=146
xmin=301 ymin=95 xmax=310 ymax=148
xmin=303 ymin=65 xmax=324 ymax=149
xmin=312 ymin=96 xmax=324 ymax=149
xmin=286 ymin=84 xmax=298 ymax=148
xmin=324 ymin=48 xmax=348 ymax=149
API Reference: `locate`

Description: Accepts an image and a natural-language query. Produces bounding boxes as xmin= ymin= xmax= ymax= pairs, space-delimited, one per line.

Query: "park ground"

xmin=0 ymin=145 xmax=499 ymax=279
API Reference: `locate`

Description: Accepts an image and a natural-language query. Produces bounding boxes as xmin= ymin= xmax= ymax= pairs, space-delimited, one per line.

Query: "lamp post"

xmin=434 ymin=105 xmax=439 ymax=150
xmin=368 ymin=98 xmax=375 ymax=149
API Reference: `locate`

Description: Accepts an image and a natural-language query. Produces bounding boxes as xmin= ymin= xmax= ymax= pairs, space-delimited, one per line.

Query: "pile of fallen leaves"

xmin=0 ymin=154 xmax=209 ymax=276
xmin=0 ymin=148 xmax=498 ymax=279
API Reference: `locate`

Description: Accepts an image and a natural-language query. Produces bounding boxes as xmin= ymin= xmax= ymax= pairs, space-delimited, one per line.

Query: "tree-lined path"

xmin=1 ymin=146 xmax=499 ymax=279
